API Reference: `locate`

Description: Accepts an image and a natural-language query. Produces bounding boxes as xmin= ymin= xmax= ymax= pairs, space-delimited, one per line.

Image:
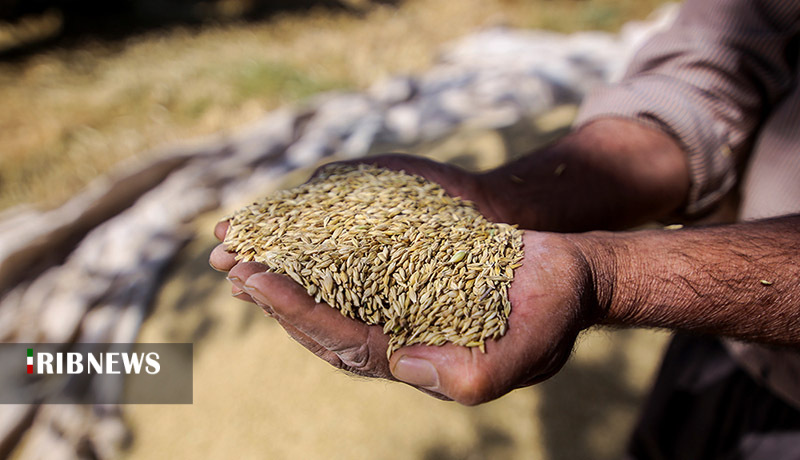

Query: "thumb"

xmin=389 ymin=344 xmax=501 ymax=406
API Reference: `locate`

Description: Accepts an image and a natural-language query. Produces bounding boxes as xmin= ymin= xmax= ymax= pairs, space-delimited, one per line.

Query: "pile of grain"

xmin=224 ymin=164 xmax=524 ymax=356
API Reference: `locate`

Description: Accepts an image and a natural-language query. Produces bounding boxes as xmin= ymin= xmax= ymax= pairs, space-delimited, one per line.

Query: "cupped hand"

xmin=211 ymin=216 xmax=594 ymax=405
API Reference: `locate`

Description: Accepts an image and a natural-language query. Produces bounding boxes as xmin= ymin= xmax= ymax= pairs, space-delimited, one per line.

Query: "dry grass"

xmin=0 ymin=0 xmax=667 ymax=212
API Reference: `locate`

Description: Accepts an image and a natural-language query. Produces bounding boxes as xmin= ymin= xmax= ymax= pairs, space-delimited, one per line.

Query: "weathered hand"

xmin=211 ymin=214 xmax=595 ymax=404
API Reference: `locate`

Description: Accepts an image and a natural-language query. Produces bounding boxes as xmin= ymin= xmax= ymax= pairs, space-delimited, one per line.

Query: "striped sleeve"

xmin=575 ymin=0 xmax=799 ymax=216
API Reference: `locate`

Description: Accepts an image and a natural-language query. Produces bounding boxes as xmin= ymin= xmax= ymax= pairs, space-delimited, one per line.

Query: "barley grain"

xmin=224 ymin=164 xmax=524 ymax=356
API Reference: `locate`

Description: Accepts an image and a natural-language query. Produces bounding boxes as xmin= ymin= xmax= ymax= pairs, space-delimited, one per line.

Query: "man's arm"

xmin=482 ymin=0 xmax=800 ymax=233
xmin=575 ymin=0 xmax=798 ymax=217
xmin=579 ymin=215 xmax=800 ymax=347
xmin=214 ymin=215 xmax=800 ymax=404
xmin=480 ymin=118 xmax=690 ymax=231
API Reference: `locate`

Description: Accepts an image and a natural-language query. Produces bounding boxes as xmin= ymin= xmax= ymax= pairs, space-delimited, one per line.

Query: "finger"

xmin=272 ymin=316 xmax=345 ymax=369
xmin=390 ymin=343 xmax=517 ymax=406
xmin=226 ymin=262 xmax=270 ymax=304
xmin=233 ymin=289 xmax=277 ymax=316
xmin=214 ymin=220 xmax=229 ymax=241
xmin=389 ymin=316 xmax=535 ymax=406
xmin=208 ymin=244 xmax=236 ymax=272
xmin=243 ymin=272 xmax=369 ymax=349
xmin=228 ymin=262 xmax=269 ymax=289
xmin=210 ymin=244 xmax=238 ymax=272
xmin=244 ymin=272 xmax=391 ymax=377
xmin=231 ymin=285 xmax=255 ymax=304
xmin=388 ymin=344 xmax=478 ymax=403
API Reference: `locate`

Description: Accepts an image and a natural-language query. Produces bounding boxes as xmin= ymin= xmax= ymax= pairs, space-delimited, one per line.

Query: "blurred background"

xmin=0 ymin=0 xmax=672 ymax=459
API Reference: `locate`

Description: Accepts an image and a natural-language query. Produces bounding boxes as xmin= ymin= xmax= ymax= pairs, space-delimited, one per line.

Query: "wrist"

xmin=561 ymin=231 xmax=623 ymax=328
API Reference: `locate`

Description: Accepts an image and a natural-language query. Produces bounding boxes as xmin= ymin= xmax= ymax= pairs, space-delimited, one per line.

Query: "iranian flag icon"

xmin=27 ymin=348 xmax=33 ymax=374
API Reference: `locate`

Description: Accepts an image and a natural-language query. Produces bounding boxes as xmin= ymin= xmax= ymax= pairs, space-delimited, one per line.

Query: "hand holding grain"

xmin=210 ymin=157 xmax=594 ymax=404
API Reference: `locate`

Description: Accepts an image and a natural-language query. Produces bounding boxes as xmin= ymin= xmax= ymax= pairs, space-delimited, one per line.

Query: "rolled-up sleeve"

xmin=575 ymin=0 xmax=799 ymax=216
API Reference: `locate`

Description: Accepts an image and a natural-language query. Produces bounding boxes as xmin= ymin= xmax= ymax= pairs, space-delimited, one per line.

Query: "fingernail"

xmin=244 ymin=282 xmax=273 ymax=309
xmin=393 ymin=357 xmax=439 ymax=389
xmin=226 ymin=275 xmax=241 ymax=285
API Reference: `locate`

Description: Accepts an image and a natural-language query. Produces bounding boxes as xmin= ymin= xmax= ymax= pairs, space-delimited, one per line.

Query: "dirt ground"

xmin=1 ymin=1 xmax=673 ymax=458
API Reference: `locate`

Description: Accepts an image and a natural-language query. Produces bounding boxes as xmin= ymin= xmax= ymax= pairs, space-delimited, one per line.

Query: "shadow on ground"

xmin=423 ymin=421 xmax=516 ymax=460
xmin=147 ymin=232 xmax=267 ymax=349
xmin=537 ymin=332 xmax=648 ymax=460
xmin=420 ymin=330 xmax=661 ymax=460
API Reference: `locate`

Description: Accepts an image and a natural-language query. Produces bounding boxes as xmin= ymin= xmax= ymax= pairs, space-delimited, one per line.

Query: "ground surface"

xmin=2 ymin=1 xmax=671 ymax=458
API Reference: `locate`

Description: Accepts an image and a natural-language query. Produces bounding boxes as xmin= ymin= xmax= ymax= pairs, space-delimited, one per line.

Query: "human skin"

xmin=210 ymin=118 xmax=800 ymax=405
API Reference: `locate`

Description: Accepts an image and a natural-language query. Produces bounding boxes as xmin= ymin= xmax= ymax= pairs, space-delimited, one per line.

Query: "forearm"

xmin=481 ymin=118 xmax=690 ymax=232
xmin=579 ymin=215 xmax=800 ymax=347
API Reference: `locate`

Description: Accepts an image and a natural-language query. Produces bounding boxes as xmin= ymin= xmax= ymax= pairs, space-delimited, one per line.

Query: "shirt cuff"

xmin=574 ymin=78 xmax=738 ymax=217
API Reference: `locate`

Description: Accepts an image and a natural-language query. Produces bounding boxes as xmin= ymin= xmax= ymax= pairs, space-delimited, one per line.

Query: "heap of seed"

xmin=224 ymin=164 xmax=524 ymax=356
